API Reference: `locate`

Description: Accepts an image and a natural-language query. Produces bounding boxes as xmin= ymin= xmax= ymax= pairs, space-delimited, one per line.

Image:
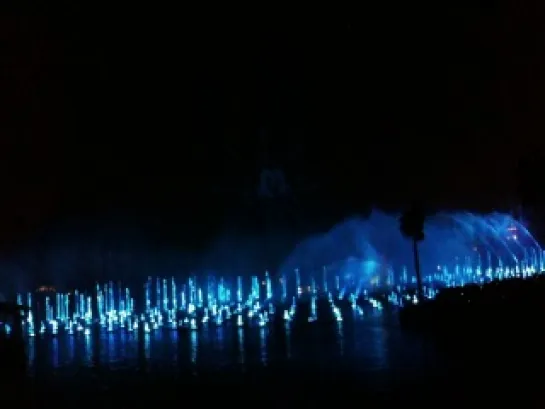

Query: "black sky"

xmin=1 ymin=4 xmax=544 ymax=250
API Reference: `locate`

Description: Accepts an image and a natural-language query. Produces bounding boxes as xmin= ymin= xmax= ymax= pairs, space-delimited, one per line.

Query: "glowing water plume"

xmin=0 ymin=211 xmax=542 ymax=339
xmin=280 ymin=210 xmax=541 ymax=289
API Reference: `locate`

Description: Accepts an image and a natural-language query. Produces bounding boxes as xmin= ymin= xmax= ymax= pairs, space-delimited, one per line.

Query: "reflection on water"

xmin=27 ymin=337 xmax=35 ymax=369
xmin=190 ymin=331 xmax=198 ymax=364
xmin=259 ymin=327 xmax=268 ymax=366
xmin=68 ymin=335 xmax=74 ymax=363
xmin=84 ymin=333 xmax=92 ymax=366
xmin=13 ymin=312 xmax=541 ymax=408
xmin=336 ymin=321 xmax=344 ymax=357
xmin=144 ymin=333 xmax=150 ymax=362
xmin=51 ymin=337 xmax=59 ymax=368
xmin=105 ymin=333 xmax=112 ymax=363
xmin=25 ymin=315 xmax=448 ymax=383
xmin=215 ymin=326 xmax=225 ymax=350
xmin=237 ymin=328 xmax=245 ymax=365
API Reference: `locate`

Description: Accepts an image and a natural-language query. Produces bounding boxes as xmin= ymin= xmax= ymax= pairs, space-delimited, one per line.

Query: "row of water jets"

xmin=3 ymin=254 xmax=542 ymax=338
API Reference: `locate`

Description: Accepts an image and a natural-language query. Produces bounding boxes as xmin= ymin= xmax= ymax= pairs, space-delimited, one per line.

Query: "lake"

xmin=4 ymin=311 xmax=541 ymax=408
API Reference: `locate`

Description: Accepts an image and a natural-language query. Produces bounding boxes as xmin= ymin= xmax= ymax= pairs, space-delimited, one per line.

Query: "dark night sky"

xmin=0 ymin=4 xmax=544 ymax=253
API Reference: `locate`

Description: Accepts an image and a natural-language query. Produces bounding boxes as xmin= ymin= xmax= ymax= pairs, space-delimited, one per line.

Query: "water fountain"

xmin=0 ymin=211 xmax=541 ymax=338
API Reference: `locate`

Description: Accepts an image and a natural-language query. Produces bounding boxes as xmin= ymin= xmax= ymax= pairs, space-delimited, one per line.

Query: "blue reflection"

xmin=51 ymin=337 xmax=59 ymax=368
xmin=144 ymin=333 xmax=151 ymax=361
xmin=17 ymin=303 xmax=391 ymax=374
xmin=215 ymin=326 xmax=224 ymax=351
xmin=336 ymin=321 xmax=344 ymax=357
xmin=237 ymin=327 xmax=245 ymax=366
xmin=285 ymin=325 xmax=292 ymax=359
xmin=67 ymin=334 xmax=75 ymax=363
xmin=27 ymin=336 xmax=35 ymax=370
xmin=190 ymin=331 xmax=198 ymax=364
xmin=259 ymin=327 xmax=268 ymax=366
xmin=369 ymin=326 xmax=388 ymax=369
xmin=119 ymin=330 xmax=127 ymax=360
xmin=84 ymin=332 xmax=92 ymax=366
xmin=168 ymin=330 xmax=178 ymax=366
xmin=107 ymin=332 xmax=116 ymax=364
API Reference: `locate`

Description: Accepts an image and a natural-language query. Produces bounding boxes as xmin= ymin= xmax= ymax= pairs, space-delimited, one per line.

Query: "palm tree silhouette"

xmin=400 ymin=206 xmax=426 ymax=302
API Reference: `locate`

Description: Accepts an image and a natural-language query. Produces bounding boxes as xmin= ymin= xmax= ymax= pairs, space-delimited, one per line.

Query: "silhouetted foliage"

xmin=400 ymin=276 xmax=545 ymax=337
xmin=399 ymin=207 xmax=425 ymax=241
xmin=400 ymin=206 xmax=426 ymax=301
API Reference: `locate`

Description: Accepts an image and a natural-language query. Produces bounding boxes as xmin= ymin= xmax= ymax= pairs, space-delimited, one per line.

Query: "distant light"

xmin=36 ymin=286 xmax=56 ymax=293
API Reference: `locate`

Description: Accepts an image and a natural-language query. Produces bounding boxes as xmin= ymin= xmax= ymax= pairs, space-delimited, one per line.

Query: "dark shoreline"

xmin=400 ymin=275 xmax=545 ymax=334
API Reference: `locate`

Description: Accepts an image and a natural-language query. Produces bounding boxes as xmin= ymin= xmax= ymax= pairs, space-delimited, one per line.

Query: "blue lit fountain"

xmin=0 ymin=211 xmax=542 ymax=338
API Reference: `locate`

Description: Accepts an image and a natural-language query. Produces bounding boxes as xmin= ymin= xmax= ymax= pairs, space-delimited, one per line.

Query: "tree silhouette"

xmin=400 ymin=206 xmax=425 ymax=302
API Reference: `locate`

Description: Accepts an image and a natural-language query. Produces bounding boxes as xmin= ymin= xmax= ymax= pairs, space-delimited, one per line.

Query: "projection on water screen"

xmin=1 ymin=211 xmax=542 ymax=337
